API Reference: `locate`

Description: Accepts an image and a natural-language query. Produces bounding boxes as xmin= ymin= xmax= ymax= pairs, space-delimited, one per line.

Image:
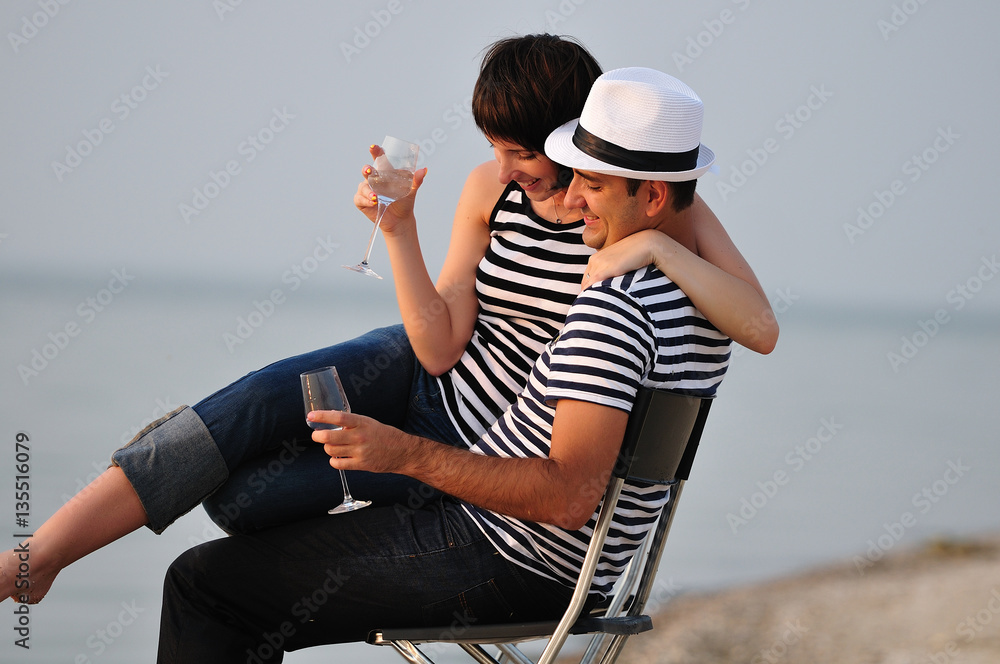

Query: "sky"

xmin=1 ymin=0 xmax=997 ymax=315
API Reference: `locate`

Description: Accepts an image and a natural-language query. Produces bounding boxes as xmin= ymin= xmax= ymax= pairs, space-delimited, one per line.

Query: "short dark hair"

xmin=625 ymin=178 xmax=697 ymax=212
xmin=473 ymin=34 xmax=602 ymax=154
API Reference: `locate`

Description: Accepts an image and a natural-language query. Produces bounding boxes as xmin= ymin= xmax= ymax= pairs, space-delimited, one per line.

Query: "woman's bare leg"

xmin=0 ymin=466 xmax=147 ymax=604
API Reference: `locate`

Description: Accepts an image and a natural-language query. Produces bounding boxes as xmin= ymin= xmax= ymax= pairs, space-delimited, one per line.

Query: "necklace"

xmin=550 ymin=197 xmax=580 ymax=224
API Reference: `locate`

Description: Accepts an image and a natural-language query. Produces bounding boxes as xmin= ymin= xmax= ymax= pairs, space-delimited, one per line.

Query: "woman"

xmin=0 ymin=34 xmax=776 ymax=606
xmin=354 ymin=35 xmax=774 ymax=447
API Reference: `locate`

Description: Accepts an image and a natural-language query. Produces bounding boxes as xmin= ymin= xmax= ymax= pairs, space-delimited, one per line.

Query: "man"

xmin=156 ymin=67 xmax=731 ymax=663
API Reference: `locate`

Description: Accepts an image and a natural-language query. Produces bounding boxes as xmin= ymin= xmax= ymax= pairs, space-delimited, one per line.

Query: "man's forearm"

xmin=311 ymin=401 xmax=625 ymax=530
xmin=399 ymin=436 xmax=590 ymax=528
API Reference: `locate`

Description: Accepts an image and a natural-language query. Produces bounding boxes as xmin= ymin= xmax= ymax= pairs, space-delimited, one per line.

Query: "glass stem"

xmin=338 ymin=469 xmax=355 ymax=502
xmin=359 ymin=198 xmax=389 ymax=266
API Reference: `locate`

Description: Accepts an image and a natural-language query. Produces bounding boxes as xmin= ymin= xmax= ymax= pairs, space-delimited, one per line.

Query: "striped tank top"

xmin=463 ymin=266 xmax=732 ymax=596
xmin=437 ymin=182 xmax=591 ymax=446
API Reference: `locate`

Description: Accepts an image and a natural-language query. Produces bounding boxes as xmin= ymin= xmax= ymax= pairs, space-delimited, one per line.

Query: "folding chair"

xmin=367 ymin=387 xmax=714 ymax=664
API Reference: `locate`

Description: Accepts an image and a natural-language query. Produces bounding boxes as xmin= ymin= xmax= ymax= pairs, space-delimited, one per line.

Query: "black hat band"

xmin=571 ymin=123 xmax=700 ymax=173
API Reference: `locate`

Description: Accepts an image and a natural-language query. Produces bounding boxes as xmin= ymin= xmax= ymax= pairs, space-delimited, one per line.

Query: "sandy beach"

xmin=615 ymin=535 xmax=1000 ymax=664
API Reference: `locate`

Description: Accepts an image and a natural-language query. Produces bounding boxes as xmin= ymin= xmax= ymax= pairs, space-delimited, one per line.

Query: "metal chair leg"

xmin=389 ymin=640 xmax=438 ymax=664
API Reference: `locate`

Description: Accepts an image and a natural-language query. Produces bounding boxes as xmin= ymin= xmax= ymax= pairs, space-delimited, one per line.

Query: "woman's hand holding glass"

xmin=344 ymin=136 xmax=422 ymax=279
xmin=352 ymin=145 xmax=427 ymax=236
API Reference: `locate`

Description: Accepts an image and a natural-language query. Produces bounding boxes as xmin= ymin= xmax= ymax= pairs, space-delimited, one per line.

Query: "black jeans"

xmin=156 ymin=496 xmax=577 ymax=663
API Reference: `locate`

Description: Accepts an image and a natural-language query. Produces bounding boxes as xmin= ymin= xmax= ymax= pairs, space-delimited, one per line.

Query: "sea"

xmin=2 ymin=273 xmax=998 ymax=663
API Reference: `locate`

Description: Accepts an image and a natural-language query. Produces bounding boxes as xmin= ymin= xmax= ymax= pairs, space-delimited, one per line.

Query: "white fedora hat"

xmin=544 ymin=67 xmax=715 ymax=182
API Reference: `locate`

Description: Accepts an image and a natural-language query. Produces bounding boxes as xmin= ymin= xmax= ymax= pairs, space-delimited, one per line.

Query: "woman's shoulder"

xmin=457 ymin=160 xmax=509 ymax=218
xmin=464 ymin=160 xmax=505 ymax=194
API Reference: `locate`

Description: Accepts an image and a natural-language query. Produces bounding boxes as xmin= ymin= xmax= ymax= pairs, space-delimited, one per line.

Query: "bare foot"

xmin=0 ymin=466 xmax=147 ymax=605
xmin=0 ymin=542 xmax=59 ymax=604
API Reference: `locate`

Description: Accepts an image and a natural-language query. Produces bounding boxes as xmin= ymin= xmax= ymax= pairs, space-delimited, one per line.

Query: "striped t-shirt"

xmin=437 ymin=182 xmax=592 ymax=446
xmin=463 ymin=265 xmax=732 ymax=596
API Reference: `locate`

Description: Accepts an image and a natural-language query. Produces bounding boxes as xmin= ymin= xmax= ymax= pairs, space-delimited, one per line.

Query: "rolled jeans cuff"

xmin=111 ymin=406 xmax=228 ymax=534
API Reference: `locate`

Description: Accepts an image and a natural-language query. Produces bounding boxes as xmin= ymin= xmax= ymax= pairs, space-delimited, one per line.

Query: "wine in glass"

xmin=343 ymin=135 xmax=420 ymax=279
xmin=300 ymin=366 xmax=371 ymax=514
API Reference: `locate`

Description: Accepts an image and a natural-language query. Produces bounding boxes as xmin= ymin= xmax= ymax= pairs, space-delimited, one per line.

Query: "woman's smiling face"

xmin=490 ymin=138 xmax=564 ymax=201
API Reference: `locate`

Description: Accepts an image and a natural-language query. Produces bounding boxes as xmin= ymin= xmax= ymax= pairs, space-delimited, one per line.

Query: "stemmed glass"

xmin=300 ymin=366 xmax=371 ymax=514
xmin=343 ymin=135 xmax=420 ymax=279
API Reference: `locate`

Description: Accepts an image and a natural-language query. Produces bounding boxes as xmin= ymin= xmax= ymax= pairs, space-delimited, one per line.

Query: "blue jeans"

xmin=111 ymin=325 xmax=464 ymax=534
xmin=156 ymin=496 xmax=580 ymax=663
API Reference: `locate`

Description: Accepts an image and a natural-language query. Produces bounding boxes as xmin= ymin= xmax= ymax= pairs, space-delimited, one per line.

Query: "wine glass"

xmin=343 ymin=135 xmax=420 ymax=279
xmin=300 ymin=366 xmax=371 ymax=514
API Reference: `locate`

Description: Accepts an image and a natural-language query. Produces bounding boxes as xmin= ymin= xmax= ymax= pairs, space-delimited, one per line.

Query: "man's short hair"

xmin=625 ymin=178 xmax=697 ymax=212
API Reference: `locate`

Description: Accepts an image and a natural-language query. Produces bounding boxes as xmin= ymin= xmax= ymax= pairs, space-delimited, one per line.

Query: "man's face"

xmin=564 ymin=170 xmax=645 ymax=250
